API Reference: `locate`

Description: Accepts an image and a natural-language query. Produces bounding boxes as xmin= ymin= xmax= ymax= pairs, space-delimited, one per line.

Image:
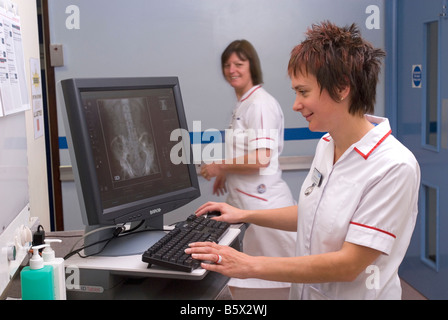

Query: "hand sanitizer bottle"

xmin=42 ymin=239 xmax=67 ymax=300
xmin=20 ymin=244 xmax=55 ymax=300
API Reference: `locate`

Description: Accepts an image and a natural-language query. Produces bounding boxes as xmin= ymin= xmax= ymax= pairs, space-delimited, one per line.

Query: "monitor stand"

xmin=82 ymin=216 xmax=166 ymax=257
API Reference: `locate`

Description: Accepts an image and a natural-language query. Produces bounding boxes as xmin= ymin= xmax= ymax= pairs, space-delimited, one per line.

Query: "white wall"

xmin=0 ymin=0 xmax=49 ymax=231
xmin=46 ymin=0 xmax=386 ymax=230
xmin=0 ymin=0 xmax=48 ymax=297
xmin=19 ymin=0 xmax=51 ymax=232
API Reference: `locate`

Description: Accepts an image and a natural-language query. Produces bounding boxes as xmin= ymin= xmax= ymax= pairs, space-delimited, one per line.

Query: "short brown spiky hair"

xmin=288 ymin=21 xmax=385 ymax=116
xmin=221 ymin=40 xmax=263 ymax=86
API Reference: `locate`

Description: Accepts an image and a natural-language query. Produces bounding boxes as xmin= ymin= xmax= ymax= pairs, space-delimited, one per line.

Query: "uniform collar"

xmin=322 ymin=115 xmax=392 ymax=160
xmin=240 ymin=85 xmax=262 ymax=102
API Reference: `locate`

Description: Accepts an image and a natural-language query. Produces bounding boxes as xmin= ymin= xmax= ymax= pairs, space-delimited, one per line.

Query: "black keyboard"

xmin=142 ymin=214 xmax=230 ymax=272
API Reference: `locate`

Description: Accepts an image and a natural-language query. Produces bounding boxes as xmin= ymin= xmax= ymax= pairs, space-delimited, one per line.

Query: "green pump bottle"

xmin=20 ymin=244 xmax=55 ymax=300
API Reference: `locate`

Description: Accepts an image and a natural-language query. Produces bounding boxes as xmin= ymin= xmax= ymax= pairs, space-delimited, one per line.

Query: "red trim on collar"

xmin=240 ymin=85 xmax=262 ymax=102
xmin=322 ymin=135 xmax=331 ymax=142
xmin=354 ymin=130 xmax=392 ymax=160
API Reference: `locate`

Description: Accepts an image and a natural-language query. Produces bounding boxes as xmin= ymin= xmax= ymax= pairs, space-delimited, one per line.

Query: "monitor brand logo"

xmin=150 ymin=208 xmax=162 ymax=215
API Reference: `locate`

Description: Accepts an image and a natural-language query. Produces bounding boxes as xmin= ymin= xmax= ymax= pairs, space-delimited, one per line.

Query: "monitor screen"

xmin=61 ymin=77 xmax=200 ymax=229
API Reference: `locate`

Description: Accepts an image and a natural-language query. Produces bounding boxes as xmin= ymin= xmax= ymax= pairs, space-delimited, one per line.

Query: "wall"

xmin=0 ymin=0 xmax=49 ymax=297
xmin=19 ymin=0 xmax=51 ymax=234
xmin=0 ymin=0 xmax=49 ymax=233
xmin=46 ymin=0 xmax=386 ymax=230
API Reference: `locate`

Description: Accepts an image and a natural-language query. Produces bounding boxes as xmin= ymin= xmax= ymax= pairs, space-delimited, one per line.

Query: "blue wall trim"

xmin=284 ymin=128 xmax=324 ymax=141
xmin=58 ymin=127 xmax=324 ymax=149
xmin=58 ymin=136 xmax=68 ymax=149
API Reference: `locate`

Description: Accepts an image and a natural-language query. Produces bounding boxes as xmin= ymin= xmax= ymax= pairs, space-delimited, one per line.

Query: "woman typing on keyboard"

xmin=185 ymin=21 xmax=420 ymax=300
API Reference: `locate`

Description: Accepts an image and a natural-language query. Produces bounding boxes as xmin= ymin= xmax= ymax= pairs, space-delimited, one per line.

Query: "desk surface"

xmin=4 ymin=226 xmax=242 ymax=300
xmin=65 ymin=228 xmax=240 ymax=280
xmin=63 ymin=225 xmax=242 ymax=300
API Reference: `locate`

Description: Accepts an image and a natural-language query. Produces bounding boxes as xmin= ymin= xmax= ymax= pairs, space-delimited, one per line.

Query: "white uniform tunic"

xmin=226 ymin=85 xmax=296 ymax=289
xmin=290 ymin=115 xmax=420 ymax=300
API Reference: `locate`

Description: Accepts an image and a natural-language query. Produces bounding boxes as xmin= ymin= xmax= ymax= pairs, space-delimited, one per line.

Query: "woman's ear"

xmin=338 ymin=85 xmax=350 ymax=103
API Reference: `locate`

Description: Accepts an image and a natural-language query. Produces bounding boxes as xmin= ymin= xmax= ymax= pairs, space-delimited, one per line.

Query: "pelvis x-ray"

xmin=99 ymin=98 xmax=160 ymax=181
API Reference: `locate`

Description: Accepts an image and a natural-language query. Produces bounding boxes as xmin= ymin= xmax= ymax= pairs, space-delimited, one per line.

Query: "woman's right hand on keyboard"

xmin=195 ymin=202 xmax=246 ymax=224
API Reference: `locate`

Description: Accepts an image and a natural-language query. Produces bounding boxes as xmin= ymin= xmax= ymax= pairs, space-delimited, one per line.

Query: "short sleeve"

xmin=345 ymin=161 xmax=420 ymax=255
xmin=244 ymin=99 xmax=283 ymax=152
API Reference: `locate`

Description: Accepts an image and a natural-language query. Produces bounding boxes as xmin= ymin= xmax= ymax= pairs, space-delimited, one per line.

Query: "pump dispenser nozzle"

xmin=30 ymin=244 xmax=49 ymax=270
xmin=43 ymin=239 xmax=62 ymax=262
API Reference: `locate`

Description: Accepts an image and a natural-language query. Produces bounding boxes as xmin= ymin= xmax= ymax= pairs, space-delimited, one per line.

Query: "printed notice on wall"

xmin=30 ymin=58 xmax=43 ymax=139
xmin=0 ymin=1 xmax=30 ymax=117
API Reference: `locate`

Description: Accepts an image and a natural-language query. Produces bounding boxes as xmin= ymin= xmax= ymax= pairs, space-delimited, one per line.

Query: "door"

xmin=395 ymin=0 xmax=448 ymax=299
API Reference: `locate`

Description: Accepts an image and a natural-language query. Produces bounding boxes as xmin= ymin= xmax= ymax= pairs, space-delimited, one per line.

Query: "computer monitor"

xmin=60 ymin=77 xmax=200 ymax=256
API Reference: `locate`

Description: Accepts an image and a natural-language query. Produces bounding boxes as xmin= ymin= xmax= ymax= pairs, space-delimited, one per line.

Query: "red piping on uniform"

xmin=350 ymin=221 xmax=396 ymax=239
xmin=236 ymin=188 xmax=268 ymax=202
xmin=250 ymin=137 xmax=275 ymax=142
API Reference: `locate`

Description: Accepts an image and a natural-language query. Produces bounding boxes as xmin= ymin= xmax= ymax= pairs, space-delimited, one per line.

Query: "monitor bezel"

xmin=61 ymin=77 xmax=200 ymax=226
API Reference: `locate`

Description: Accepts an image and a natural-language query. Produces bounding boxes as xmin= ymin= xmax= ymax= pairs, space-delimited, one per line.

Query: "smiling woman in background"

xmin=200 ymin=40 xmax=296 ymax=299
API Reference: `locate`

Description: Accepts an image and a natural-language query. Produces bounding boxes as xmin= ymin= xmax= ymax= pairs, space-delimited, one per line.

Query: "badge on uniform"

xmin=304 ymin=168 xmax=323 ymax=196
xmin=257 ymin=184 xmax=266 ymax=194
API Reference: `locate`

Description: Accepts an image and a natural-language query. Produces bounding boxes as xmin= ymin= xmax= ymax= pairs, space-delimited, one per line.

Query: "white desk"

xmin=65 ymin=228 xmax=240 ymax=280
xmin=64 ymin=226 xmax=243 ymax=299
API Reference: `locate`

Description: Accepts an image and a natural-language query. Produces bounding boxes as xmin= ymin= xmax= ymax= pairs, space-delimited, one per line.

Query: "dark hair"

xmin=288 ymin=21 xmax=385 ymax=116
xmin=221 ymin=40 xmax=263 ymax=85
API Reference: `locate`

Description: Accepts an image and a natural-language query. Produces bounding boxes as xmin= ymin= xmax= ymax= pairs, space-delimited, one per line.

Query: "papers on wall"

xmin=0 ymin=1 xmax=30 ymax=117
xmin=30 ymin=58 xmax=43 ymax=138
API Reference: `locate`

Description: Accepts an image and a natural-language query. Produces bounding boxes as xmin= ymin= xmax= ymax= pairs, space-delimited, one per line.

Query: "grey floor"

xmin=401 ymin=279 xmax=427 ymax=300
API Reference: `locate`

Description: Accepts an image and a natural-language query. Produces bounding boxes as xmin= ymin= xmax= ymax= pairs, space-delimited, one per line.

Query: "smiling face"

xmin=291 ymin=70 xmax=346 ymax=133
xmin=223 ymin=53 xmax=254 ymax=99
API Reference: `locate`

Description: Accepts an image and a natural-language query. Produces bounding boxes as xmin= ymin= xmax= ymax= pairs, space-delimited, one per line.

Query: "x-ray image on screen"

xmin=62 ymin=77 xmax=199 ymax=229
xmin=98 ymin=97 xmax=160 ymax=183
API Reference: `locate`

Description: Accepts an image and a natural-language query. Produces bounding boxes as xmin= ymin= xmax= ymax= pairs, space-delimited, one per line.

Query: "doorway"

xmin=390 ymin=0 xmax=448 ymax=300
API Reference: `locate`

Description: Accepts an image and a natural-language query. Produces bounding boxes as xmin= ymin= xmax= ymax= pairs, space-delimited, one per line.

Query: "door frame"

xmin=38 ymin=0 xmax=64 ymax=231
xmin=385 ymin=0 xmax=399 ymax=133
